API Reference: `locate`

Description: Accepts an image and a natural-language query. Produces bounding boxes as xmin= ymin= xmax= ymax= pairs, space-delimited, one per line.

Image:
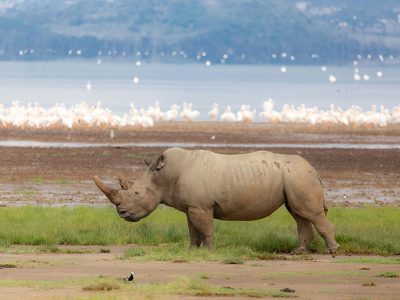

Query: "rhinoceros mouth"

xmin=124 ymin=216 xmax=139 ymax=222
xmin=117 ymin=208 xmax=140 ymax=222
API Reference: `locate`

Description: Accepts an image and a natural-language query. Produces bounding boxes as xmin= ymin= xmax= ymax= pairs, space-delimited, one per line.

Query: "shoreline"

xmin=1 ymin=123 xmax=400 ymax=144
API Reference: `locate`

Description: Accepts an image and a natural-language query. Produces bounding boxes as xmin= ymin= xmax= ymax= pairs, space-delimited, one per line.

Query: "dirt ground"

xmin=0 ymin=245 xmax=399 ymax=299
xmin=0 ymin=123 xmax=399 ymax=299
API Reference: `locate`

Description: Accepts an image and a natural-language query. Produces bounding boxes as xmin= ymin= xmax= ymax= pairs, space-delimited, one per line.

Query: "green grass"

xmin=0 ymin=276 xmax=292 ymax=298
xmin=199 ymin=272 xmax=210 ymax=279
xmin=13 ymin=187 xmax=38 ymax=196
xmin=31 ymin=176 xmax=45 ymax=184
xmin=222 ymin=257 xmax=244 ymax=264
xmin=263 ymin=270 xmax=364 ymax=279
xmin=377 ymin=272 xmax=398 ymax=278
xmin=0 ymin=263 xmax=17 ymax=269
xmin=335 ymin=257 xmax=400 ymax=264
xmin=83 ymin=281 xmax=120 ymax=291
xmin=30 ymin=176 xmax=70 ymax=185
xmin=0 ymin=206 xmax=399 ymax=259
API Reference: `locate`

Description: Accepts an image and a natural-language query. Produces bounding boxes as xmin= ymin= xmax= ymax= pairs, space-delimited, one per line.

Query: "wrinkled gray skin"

xmin=94 ymin=147 xmax=339 ymax=254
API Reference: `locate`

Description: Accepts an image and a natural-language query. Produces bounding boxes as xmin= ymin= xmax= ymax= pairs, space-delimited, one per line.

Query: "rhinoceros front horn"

xmin=93 ymin=175 xmax=121 ymax=205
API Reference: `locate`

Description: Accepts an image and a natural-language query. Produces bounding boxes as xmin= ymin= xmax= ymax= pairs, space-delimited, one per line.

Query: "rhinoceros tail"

xmin=283 ymin=188 xmax=293 ymax=215
xmin=319 ymin=174 xmax=329 ymax=216
xmin=323 ymin=200 xmax=328 ymax=215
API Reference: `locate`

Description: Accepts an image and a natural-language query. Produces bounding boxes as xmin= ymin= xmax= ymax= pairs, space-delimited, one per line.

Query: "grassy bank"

xmin=0 ymin=206 xmax=399 ymax=258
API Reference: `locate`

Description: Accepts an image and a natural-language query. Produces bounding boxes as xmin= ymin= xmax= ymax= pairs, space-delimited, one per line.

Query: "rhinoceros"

xmin=94 ymin=147 xmax=339 ymax=254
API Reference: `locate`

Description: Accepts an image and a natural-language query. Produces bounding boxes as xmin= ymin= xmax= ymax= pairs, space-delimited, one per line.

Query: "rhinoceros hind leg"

xmin=289 ymin=213 xmax=314 ymax=254
xmin=309 ymin=212 xmax=340 ymax=255
xmin=283 ymin=174 xmax=339 ymax=255
xmin=187 ymin=207 xmax=214 ymax=249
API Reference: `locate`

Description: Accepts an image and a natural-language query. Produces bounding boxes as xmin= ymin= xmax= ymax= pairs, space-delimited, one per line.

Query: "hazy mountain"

xmin=0 ymin=0 xmax=399 ymax=63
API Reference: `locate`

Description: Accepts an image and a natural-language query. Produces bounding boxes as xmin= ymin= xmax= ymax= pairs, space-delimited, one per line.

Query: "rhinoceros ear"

xmin=154 ymin=154 xmax=166 ymax=170
xmin=148 ymin=155 xmax=166 ymax=172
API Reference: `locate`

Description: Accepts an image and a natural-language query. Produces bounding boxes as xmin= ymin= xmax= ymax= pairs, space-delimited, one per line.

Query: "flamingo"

xmin=220 ymin=106 xmax=236 ymax=122
xmin=208 ymin=103 xmax=219 ymax=121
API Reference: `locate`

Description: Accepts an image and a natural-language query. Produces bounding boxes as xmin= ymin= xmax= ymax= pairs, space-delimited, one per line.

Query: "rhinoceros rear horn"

xmin=117 ymin=174 xmax=131 ymax=190
xmin=93 ymin=175 xmax=121 ymax=205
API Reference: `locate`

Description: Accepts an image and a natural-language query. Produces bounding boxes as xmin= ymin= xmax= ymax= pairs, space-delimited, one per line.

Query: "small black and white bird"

xmin=126 ymin=272 xmax=135 ymax=282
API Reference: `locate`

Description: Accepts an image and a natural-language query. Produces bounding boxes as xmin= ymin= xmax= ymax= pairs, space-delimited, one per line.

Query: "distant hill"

xmin=0 ymin=0 xmax=399 ymax=63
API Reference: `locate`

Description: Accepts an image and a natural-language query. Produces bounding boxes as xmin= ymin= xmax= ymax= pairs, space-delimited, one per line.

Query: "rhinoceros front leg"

xmin=187 ymin=207 xmax=214 ymax=249
xmin=186 ymin=214 xmax=201 ymax=247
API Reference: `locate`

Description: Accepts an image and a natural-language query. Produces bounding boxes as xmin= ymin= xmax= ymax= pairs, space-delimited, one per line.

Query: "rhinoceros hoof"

xmin=291 ymin=247 xmax=309 ymax=255
xmin=325 ymin=244 xmax=340 ymax=257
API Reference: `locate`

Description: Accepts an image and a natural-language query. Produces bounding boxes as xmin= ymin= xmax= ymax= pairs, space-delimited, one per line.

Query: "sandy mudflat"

xmin=0 ymin=123 xmax=399 ymax=206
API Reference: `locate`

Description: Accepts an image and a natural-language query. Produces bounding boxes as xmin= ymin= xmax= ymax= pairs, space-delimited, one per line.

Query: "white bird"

xmin=133 ymin=76 xmax=140 ymax=84
xmin=237 ymin=105 xmax=256 ymax=123
xmin=208 ymin=103 xmax=219 ymax=121
xmin=1 ymin=100 xmax=398 ymax=129
xmin=139 ymin=115 xmax=154 ymax=128
xmin=376 ymin=71 xmax=383 ymax=78
xmin=328 ymin=75 xmax=336 ymax=83
xmin=262 ymin=99 xmax=274 ymax=112
xmin=353 ymin=73 xmax=361 ymax=81
xmin=142 ymin=102 xmax=164 ymax=122
xmin=129 ymin=103 xmax=139 ymax=117
xmin=180 ymin=102 xmax=199 ymax=122
xmin=280 ymin=66 xmax=287 ymax=73
xmin=259 ymin=99 xmax=281 ymax=123
xmin=220 ymin=106 xmax=236 ymax=122
xmin=126 ymin=272 xmax=135 ymax=282
xmin=86 ymin=81 xmax=92 ymax=91
xmin=162 ymin=104 xmax=180 ymax=122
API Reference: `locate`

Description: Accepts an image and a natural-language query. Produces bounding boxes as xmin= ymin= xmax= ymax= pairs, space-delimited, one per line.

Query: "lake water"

xmin=1 ymin=140 xmax=399 ymax=149
xmin=0 ymin=60 xmax=399 ymax=118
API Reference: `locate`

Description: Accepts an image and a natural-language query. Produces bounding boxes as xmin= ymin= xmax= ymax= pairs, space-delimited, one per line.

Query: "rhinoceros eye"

xmin=135 ymin=191 xmax=140 ymax=195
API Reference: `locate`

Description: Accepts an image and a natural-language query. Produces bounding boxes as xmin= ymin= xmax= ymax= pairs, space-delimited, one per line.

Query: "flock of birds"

xmin=1 ymin=100 xmax=399 ymax=129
